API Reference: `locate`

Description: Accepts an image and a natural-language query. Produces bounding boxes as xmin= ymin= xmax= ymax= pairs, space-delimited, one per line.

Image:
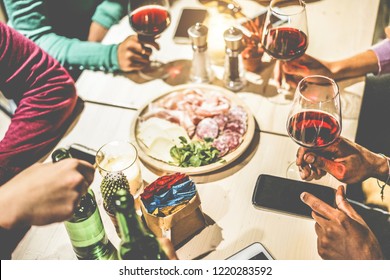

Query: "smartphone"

xmin=173 ymin=8 xmax=208 ymax=44
xmin=68 ymin=143 xmax=97 ymax=165
xmin=252 ymin=174 xmax=336 ymax=219
xmin=227 ymin=242 xmax=274 ymax=260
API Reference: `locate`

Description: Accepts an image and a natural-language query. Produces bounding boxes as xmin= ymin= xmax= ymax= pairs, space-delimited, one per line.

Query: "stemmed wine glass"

xmin=261 ymin=0 xmax=308 ymax=104
xmin=286 ymin=75 xmax=342 ymax=182
xmin=128 ymin=0 xmax=171 ymax=80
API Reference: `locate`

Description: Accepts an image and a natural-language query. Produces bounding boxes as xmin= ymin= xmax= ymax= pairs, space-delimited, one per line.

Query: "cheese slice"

xmin=137 ymin=117 xmax=189 ymax=163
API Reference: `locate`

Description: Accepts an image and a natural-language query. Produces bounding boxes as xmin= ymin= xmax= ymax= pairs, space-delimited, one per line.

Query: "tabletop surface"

xmin=10 ymin=0 xmax=380 ymax=260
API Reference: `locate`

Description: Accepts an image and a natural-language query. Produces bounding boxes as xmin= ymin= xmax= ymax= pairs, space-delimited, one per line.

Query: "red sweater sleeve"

xmin=0 ymin=22 xmax=77 ymax=184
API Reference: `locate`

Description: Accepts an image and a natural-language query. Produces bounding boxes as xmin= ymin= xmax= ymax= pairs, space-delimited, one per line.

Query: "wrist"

xmin=372 ymin=153 xmax=390 ymax=182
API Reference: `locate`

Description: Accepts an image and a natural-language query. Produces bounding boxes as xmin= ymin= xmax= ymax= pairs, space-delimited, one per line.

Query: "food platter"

xmin=131 ymin=84 xmax=255 ymax=175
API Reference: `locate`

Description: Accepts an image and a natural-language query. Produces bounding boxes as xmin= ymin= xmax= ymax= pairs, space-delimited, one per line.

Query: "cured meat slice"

xmin=227 ymin=105 xmax=247 ymax=123
xmin=213 ymin=114 xmax=228 ymax=132
xmin=195 ymin=118 xmax=219 ymax=139
xmin=213 ymin=131 xmax=242 ymax=156
xmin=225 ymin=119 xmax=247 ymax=135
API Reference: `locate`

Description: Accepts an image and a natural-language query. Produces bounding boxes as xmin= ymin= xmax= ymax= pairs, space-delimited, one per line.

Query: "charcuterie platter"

xmin=131 ymin=84 xmax=255 ymax=175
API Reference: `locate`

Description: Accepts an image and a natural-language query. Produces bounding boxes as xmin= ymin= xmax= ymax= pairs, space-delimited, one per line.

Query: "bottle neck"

xmin=116 ymin=205 xmax=147 ymax=244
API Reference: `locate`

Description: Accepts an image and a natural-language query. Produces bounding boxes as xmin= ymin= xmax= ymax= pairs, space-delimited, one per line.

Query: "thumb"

xmin=335 ymin=185 xmax=365 ymax=223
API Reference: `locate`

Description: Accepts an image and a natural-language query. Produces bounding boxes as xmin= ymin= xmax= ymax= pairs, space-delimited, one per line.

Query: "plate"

xmin=131 ymin=84 xmax=255 ymax=175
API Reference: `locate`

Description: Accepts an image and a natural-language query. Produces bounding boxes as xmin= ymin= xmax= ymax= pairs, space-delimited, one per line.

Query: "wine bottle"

xmin=114 ymin=188 xmax=168 ymax=260
xmin=51 ymin=148 xmax=118 ymax=260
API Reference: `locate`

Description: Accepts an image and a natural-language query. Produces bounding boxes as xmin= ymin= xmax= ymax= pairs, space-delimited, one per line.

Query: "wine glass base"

xmin=138 ymin=61 xmax=169 ymax=80
xmin=286 ymin=161 xmax=303 ymax=181
xmin=267 ymin=92 xmax=293 ymax=105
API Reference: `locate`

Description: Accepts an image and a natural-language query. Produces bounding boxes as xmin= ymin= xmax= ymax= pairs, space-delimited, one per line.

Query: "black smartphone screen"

xmin=252 ymin=174 xmax=336 ymax=218
xmin=173 ymin=8 xmax=208 ymax=43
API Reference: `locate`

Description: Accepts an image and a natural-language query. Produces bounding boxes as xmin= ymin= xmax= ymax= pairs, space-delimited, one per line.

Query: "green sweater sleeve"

xmin=92 ymin=0 xmax=127 ymax=29
xmin=4 ymin=0 xmax=120 ymax=72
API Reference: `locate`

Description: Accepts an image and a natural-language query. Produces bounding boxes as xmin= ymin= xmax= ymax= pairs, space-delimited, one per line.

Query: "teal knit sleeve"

xmin=4 ymin=0 xmax=120 ymax=71
xmin=92 ymin=0 xmax=127 ymax=29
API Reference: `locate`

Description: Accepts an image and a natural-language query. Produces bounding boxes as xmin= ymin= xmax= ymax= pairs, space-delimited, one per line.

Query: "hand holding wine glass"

xmin=128 ymin=0 xmax=171 ymax=79
xmin=286 ymin=75 xmax=342 ymax=181
xmin=261 ymin=0 xmax=308 ymax=104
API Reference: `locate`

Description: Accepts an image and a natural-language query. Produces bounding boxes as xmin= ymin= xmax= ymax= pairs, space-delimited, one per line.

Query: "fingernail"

xmin=300 ymin=192 xmax=306 ymax=201
xmin=305 ymin=154 xmax=315 ymax=164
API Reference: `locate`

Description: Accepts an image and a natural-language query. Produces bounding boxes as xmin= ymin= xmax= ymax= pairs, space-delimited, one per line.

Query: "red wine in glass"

xmin=287 ymin=110 xmax=341 ymax=148
xmin=263 ymin=27 xmax=308 ymax=61
xmin=261 ymin=0 xmax=308 ymax=104
xmin=129 ymin=5 xmax=171 ymax=41
xmin=285 ymin=75 xmax=341 ymax=181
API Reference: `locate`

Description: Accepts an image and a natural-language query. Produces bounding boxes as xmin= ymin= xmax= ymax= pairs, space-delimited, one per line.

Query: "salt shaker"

xmin=188 ymin=22 xmax=213 ymax=83
xmin=223 ymin=26 xmax=246 ymax=91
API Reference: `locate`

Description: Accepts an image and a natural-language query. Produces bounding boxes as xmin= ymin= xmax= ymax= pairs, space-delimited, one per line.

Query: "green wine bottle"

xmin=114 ymin=189 xmax=168 ymax=260
xmin=51 ymin=148 xmax=118 ymax=260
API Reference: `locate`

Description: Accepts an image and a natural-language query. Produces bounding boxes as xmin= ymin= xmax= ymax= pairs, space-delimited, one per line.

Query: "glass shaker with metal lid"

xmin=223 ymin=26 xmax=246 ymax=91
xmin=188 ymin=22 xmax=213 ymax=83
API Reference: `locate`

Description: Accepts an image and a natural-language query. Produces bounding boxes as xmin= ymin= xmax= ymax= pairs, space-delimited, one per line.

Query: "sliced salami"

xmin=227 ymin=105 xmax=247 ymax=123
xmin=213 ymin=114 xmax=228 ymax=132
xmin=225 ymin=119 xmax=247 ymax=135
xmin=195 ymin=118 xmax=219 ymax=139
xmin=213 ymin=130 xmax=242 ymax=156
xmin=212 ymin=138 xmax=229 ymax=157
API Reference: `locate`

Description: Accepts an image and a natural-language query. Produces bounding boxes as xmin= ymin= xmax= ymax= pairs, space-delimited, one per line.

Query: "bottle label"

xmin=65 ymin=207 xmax=106 ymax=248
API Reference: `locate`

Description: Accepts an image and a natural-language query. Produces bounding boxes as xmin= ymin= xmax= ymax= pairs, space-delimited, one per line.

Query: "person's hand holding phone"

xmin=301 ymin=185 xmax=384 ymax=260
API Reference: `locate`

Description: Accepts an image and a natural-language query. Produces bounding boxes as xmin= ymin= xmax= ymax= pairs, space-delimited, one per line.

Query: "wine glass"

xmin=261 ymin=0 xmax=308 ymax=104
xmin=128 ymin=0 xmax=171 ymax=80
xmin=96 ymin=141 xmax=144 ymax=217
xmin=286 ymin=75 xmax=342 ymax=182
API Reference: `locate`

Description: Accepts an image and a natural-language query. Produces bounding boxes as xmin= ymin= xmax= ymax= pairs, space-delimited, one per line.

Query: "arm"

xmin=0 ymin=22 xmax=77 ymax=184
xmin=283 ymin=51 xmax=379 ymax=82
xmin=0 ymin=160 xmax=94 ymax=229
xmin=89 ymin=0 xmax=127 ymax=42
xmin=4 ymin=0 xmax=120 ymax=71
xmin=0 ymin=159 xmax=94 ymax=259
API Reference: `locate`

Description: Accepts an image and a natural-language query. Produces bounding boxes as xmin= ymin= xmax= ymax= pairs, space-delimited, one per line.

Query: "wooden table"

xmin=11 ymin=0 xmax=380 ymax=260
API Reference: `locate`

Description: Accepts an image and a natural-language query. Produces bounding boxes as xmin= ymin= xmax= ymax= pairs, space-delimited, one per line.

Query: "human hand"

xmin=301 ymin=185 xmax=383 ymax=259
xmin=117 ymin=35 xmax=157 ymax=72
xmin=157 ymin=237 xmax=178 ymax=260
xmin=273 ymin=60 xmax=301 ymax=90
xmin=0 ymin=159 xmax=95 ymax=229
xmin=296 ymin=136 xmax=385 ymax=184
xmin=281 ymin=54 xmax=335 ymax=81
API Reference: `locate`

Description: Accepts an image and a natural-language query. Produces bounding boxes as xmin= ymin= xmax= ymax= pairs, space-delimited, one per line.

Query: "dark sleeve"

xmin=0 ymin=22 xmax=78 ymax=184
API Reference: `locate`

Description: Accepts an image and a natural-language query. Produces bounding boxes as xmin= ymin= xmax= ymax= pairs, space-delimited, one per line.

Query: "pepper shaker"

xmin=188 ymin=22 xmax=213 ymax=83
xmin=223 ymin=26 xmax=246 ymax=91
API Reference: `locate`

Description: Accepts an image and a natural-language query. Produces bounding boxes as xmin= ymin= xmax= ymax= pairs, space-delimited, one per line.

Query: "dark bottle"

xmin=114 ymin=188 xmax=168 ymax=260
xmin=51 ymin=148 xmax=118 ymax=260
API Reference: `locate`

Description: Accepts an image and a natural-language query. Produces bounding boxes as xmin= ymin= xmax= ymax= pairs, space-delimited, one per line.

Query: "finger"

xmin=314 ymin=221 xmax=322 ymax=235
xmin=296 ymin=147 xmax=310 ymax=166
xmin=130 ymin=54 xmax=150 ymax=64
xmin=298 ymin=164 xmax=312 ymax=180
xmin=304 ymin=153 xmax=341 ymax=177
xmin=75 ymin=160 xmax=95 ymax=185
xmin=300 ymin=192 xmax=337 ymax=219
xmin=335 ymin=185 xmax=365 ymax=223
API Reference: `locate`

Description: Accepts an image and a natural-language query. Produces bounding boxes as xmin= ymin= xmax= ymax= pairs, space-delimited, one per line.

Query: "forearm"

xmin=88 ymin=21 xmax=109 ymax=42
xmin=92 ymin=0 xmax=127 ymax=29
xmin=327 ymin=50 xmax=379 ymax=81
xmin=34 ymin=34 xmax=120 ymax=71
